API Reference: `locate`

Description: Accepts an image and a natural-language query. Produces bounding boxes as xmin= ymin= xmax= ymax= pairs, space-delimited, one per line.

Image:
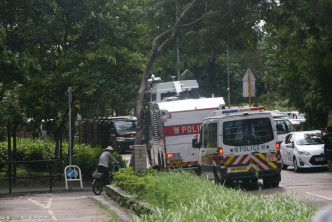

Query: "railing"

xmin=0 ymin=159 xmax=61 ymax=194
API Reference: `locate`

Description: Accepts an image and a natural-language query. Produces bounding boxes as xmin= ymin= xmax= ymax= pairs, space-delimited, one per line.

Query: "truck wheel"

xmin=161 ymin=153 xmax=165 ymax=169
xmin=263 ymin=174 xmax=280 ymax=188
xmin=213 ymin=166 xmax=221 ymax=185
xmin=195 ymin=165 xmax=202 ymax=176
xmin=157 ymin=152 xmax=162 ymax=171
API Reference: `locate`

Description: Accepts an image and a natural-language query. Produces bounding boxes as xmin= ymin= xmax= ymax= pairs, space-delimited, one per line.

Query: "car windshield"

xmin=114 ymin=121 xmax=136 ymax=134
xmin=223 ymin=118 xmax=274 ymax=146
xmin=296 ymin=133 xmax=323 ymax=145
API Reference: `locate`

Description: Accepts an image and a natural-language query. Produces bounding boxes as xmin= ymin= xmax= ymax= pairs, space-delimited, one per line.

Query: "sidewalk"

xmin=0 ymin=182 xmax=133 ymax=222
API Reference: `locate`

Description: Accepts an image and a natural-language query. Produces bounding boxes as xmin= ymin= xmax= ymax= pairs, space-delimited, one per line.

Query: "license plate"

xmin=228 ymin=166 xmax=248 ymax=172
xmin=169 ymin=159 xmax=183 ymax=164
xmin=315 ymin=157 xmax=325 ymax=161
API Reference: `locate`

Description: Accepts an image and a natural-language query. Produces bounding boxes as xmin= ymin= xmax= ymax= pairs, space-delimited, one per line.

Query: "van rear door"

xmin=222 ymin=115 xmax=278 ymax=174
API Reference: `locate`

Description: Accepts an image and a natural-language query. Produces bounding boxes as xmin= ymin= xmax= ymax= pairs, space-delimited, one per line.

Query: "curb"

xmin=105 ymin=185 xmax=155 ymax=216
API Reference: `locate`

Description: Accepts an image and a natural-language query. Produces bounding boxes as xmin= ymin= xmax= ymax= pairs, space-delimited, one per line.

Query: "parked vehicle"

xmin=192 ymin=107 xmax=281 ymax=187
xmin=280 ymin=130 xmax=327 ymax=172
xmin=269 ymin=110 xmax=305 ymax=131
xmin=147 ymin=97 xmax=225 ymax=170
xmin=286 ymin=111 xmax=305 ymax=130
xmin=78 ymin=116 xmax=136 ymax=152
xmin=274 ymin=118 xmax=295 ymax=143
xmin=109 ymin=117 xmax=137 ymax=153
xmin=266 ymin=111 xmax=295 ymax=143
xmin=146 ymin=76 xmax=225 ymax=170
xmin=148 ymin=79 xmax=200 ymax=104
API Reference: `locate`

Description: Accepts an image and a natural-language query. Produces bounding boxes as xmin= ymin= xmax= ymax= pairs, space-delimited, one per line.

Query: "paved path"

xmin=0 ymin=190 xmax=132 ymax=222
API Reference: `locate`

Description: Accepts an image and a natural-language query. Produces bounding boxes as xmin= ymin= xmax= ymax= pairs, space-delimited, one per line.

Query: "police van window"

xmin=151 ymin=94 xmax=156 ymax=102
xmin=203 ymin=123 xmax=217 ymax=148
xmin=223 ymin=118 xmax=274 ymax=146
xmin=161 ymin=92 xmax=176 ymax=101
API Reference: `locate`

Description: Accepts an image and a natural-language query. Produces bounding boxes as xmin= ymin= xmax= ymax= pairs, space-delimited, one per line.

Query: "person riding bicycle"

xmin=98 ymin=146 xmax=119 ymax=185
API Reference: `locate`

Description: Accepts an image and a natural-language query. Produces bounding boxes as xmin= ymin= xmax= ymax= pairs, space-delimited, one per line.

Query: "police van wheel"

xmin=161 ymin=153 xmax=165 ymax=169
xmin=263 ymin=175 xmax=280 ymax=188
xmin=195 ymin=165 xmax=202 ymax=176
xmin=213 ymin=166 xmax=221 ymax=185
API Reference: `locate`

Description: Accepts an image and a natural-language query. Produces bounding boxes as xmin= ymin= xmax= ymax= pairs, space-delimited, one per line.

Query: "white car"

xmin=280 ymin=130 xmax=327 ymax=172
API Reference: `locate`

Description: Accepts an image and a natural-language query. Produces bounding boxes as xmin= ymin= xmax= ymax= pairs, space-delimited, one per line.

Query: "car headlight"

xmin=298 ymin=150 xmax=310 ymax=155
xmin=116 ymin=137 xmax=125 ymax=142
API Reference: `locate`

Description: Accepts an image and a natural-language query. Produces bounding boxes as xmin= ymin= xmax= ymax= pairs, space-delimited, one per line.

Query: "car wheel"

xmin=293 ymin=157 xmax=300 ymax=172
xmin=281 ymin=160 xmax=288 ymax=170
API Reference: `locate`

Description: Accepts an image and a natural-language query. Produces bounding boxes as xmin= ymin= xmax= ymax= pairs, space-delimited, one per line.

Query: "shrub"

xmin=0 ymin=138 xmax=124 ymax=179
xmin=0 ymin=143 xmax=7 ymax=171
xmin=113 ymin=167 xmax=157 ymax=196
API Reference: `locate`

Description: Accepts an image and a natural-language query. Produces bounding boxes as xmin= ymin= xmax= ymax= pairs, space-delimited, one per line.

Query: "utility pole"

xmin=68 ymin=87 xmax=72 ymax=165
xmin=227 ymin=45 xmax=231 ymax=108
xmin=248 ymin=69 xmax=251 ymax=107
xmin=176 ymin=1 xmax=181 ymax=79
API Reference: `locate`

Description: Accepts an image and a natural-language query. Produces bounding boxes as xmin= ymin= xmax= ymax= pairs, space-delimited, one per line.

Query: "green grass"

xmin=115 ymin=170 xmax=316 ymax=222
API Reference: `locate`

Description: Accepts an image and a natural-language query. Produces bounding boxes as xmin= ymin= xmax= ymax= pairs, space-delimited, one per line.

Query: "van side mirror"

xmin=192 ymin=138 xmax=201 ymax=148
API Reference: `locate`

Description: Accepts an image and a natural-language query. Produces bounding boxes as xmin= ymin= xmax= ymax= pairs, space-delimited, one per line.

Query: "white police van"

xmin=192 ymin=107 xmax=281 ymax=187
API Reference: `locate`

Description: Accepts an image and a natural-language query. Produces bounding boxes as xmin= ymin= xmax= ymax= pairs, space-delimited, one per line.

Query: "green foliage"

xmin=0 ymin=138 xmax=124 ymax=178
xmin=263 ymin=0 xmax=332 ymax=128
xmin=113 ymin=167 xmax=158 ymax=196
xmin=118 ymin=170 xmax=316 ymax=222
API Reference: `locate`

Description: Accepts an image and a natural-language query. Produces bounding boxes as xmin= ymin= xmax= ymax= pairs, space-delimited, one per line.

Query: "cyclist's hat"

xmin=104 ymin=146 xmax=114 ymax=152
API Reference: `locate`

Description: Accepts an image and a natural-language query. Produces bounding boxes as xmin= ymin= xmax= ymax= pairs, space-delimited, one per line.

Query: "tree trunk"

xmin=206 ymin=57 xmax=217 ymax=96
xmin=54 ymin=128 xmax=60 ymax=174
xmin=131 ymin=0 xmax=203 ymax=167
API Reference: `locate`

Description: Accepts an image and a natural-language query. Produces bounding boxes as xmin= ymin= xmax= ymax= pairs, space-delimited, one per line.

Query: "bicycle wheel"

xmin=92 ymin=179 xmax=103 ymax=195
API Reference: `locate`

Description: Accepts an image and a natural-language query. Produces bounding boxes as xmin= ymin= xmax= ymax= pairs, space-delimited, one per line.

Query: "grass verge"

xmin=114 ymin=169 xmax=316 ymax=222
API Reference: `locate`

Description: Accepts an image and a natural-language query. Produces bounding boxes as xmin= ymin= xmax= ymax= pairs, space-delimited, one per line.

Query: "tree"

xmin=263 ymin=0 xmax=332 ymax=128
xmin=134 ymin=0 xmax=204 ymax=145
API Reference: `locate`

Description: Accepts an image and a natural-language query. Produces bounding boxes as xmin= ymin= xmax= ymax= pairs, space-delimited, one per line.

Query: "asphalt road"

xmin=0 ymin=190 xmax=132 ymax=222
xmin=245 ymin=167 xmax=332 ymax=209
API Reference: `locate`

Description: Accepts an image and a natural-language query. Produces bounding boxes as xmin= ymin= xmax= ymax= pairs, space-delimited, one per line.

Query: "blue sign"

xmin=67 ymin=169 xmax=75 ymax=178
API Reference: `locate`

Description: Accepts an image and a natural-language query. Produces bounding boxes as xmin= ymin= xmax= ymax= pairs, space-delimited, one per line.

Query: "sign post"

xmin=68 ymin=87 xmax=72 ymax=165
xmin=242 ymin=69 xmax=256 ymax=107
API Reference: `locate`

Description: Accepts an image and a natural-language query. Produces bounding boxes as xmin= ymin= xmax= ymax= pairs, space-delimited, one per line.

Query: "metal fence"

xmin=0 ymin=159 xmax=61 ymax=194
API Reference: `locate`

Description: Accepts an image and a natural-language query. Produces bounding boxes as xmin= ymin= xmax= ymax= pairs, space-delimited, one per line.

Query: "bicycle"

xmin=92 ymin=164 xmax=121 ymax=195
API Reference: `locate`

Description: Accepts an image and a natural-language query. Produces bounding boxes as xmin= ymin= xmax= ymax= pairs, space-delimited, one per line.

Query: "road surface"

xmin=246 ymin=167 xmax=332 ymax=209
